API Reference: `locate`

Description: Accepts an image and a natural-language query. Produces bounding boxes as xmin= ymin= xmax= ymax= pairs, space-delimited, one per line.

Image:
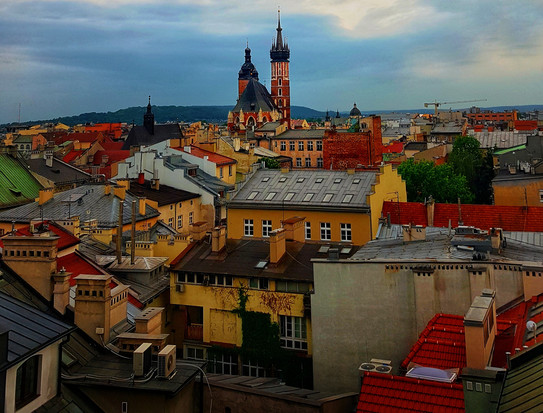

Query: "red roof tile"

xmin=174 ymin=145 xmax=236 ymax=166
xmin=57 ymin=252 xmax=103 ymax=286
xmin=382 ymin=201 xmax=543 ymax=232
xmin=63 ymin=149 xmax=85 ymax=163
xmin=357 ymin=372 xmax=465 ymax=413
xmin=92 ymin=150 xmax=130 ymax=165
xmin=61 ymin=131 xmax=104 ymax=144
xmin=383 ymin=141 xmax=404 ymax=154
xmin=0 ymin=221 xmax=80 ymax=251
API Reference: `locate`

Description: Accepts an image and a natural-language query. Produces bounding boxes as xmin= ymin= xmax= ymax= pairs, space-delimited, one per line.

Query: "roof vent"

xmin=359 ymin=359 xmax=392 ymax=375
xmin=405 ymin=366 xmax=458 ymax=383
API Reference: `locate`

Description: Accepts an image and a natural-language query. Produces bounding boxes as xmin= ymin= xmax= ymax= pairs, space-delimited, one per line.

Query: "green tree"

xmin=261 ymin=157 xmax=280 ymax=169
xmin=397 ymin=159 xmax=474 ymax=203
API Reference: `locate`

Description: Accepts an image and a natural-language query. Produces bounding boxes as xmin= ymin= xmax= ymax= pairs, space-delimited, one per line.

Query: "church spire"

xmin=144 ymin=95 xmax=154 ymax=135
xmin=270 ymin=9 xmax=289 ymax=61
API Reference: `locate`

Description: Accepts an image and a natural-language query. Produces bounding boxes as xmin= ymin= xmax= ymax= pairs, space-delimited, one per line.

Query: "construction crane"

xmin=424 ymin=99 xmax=487 ymax=116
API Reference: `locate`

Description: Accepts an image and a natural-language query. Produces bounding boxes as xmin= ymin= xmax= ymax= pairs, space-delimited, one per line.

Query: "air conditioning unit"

xmin=175 ymin=284 xmax=185 ymax=293
xmin=133 ymin=342 xmax=152 ymax=377
xmin=157 ymin=345 xmax=177 ymax=378
xmin=358 ymin=358 xmax=392 ymax=375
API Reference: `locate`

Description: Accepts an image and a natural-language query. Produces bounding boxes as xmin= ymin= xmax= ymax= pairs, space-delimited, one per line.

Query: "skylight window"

xmin=279 ymin=177 xmax=287 ymax=183
xmin=247 ymin=191 xmax=259 ymax=200
xmin=315 ymin=178 xmax=324 ymax=183
xmin=342 ymin=194 xmax=354 ymax=203
xmin=265 ymin=192 xmax=277 ymax=201
xmin=303 ymin=193 xmax=314 ymax=202
xmin=284 ymin=192 xmax=295 ymax=201
xmin=334 ymin=178 xmax=342 ymax=184
xmin=323 ymin=193 xmax=334 ymax=202
xmin=353 ymin=179 xmax=361 ymax=184
xmin=297 ymin=178 xmax=305 ymax=183
xmin=262 ymin=177 xmax=270 ymax=182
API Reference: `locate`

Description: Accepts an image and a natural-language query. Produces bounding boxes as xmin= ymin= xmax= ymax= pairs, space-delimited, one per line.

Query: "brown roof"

xmin=129 ymin=180 xmax=200 ymax=206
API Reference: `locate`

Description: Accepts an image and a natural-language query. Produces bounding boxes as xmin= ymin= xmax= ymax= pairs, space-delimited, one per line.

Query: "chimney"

xmin=211 ymin=226 xmax=226 ymax=254
xmin=402 ymin=224 xmax=426 ymax=242
xmin=189 ymin=221 xmax=208 ymax=241
xmin=490 ymin=228 xmax=503 ymax=252
xmin=104 ymin=183 xmax=112 ymax=195
xmin=138 ymin=172 xmax=145 ymax=185
xmin=522 ymin=265 xmax=543 ymax=301
xmin=113 ymin=185 xmax=126 ymax=200
xmin=134 ymin=307 xmax=164 ymax=336
xmin=426 ymin=196 xmax=435 ymax=227
xmin=131 ymin=200 xmax=137 ymax=265
xmin=37 ymin=188 xmax=55 ymax=205
xmin=2 ymin=234 xmax=59 ymax=301
xmin=464 ymin=289 xmax=497 ymax=370
xmin=282 ymin=216 xmax=305 ymax=243
xmin=116 ymin=179 xmax=130 ymax=189
xmin=269 ymin=228 xmax=286 ymax=265
xmin=74 ymin=274 xmax=113 ymax=345
xmin=52 ymin=270 xmax=71 ymax=314
xmin=45 ymin=150 xmax=53 ymax=168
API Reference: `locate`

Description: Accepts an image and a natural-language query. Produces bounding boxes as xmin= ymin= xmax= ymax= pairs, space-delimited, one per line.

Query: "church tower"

xmin=270 ymin=10 xmax=290 ymax=128
xmin=143 ymin=96 xmax=154 ymax=135
xmin=238 ymin=43 xmax=259 ymax=99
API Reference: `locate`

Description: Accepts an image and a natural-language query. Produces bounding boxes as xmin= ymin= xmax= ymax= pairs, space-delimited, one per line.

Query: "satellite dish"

xmin=527 ymin=320 xmax=537 ymax=332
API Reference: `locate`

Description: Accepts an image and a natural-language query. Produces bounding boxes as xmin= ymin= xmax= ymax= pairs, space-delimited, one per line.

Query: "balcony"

xmin=185 ymin=324 xmax=203 ymax=341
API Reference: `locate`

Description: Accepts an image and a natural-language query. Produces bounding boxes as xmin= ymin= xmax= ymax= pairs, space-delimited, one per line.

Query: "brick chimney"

xmin=2 ymin=234 xmax=59 ymax=300
xmin=490 ymin=228 xmax=503 ymax=253
xmin=211 ymin=226 xmax=226 ymax=253
xmin=138 ymin=197 xmax=147 ymax=216
xmin=522 ymin=265 xmax=543 ymax=301
xmin=113 ymin=184 xmax=126 ymax=200
xmin=190 ymin=221 xmax=208 ymax=241
xmin=269 ymin=228 xmax=286 ymax=265
xmin=426 ymin=196 xmax=435 ymax=227
xmin=464 ymin=289 xmax=497 ymax=370
xmin=52 ymin=270 xmax=71 ymax=314
xmin=74 ymin=274 xmax=113 ymax=344
xmin=402 ymin=224 xmax=426 ymax=242
xmin=37 ymin=187 xmax=55 ymax=205
xmin=282 ymin=216 xmax=305 ymax=243
xmin=134 ymin=307 xmax=164 ymax=336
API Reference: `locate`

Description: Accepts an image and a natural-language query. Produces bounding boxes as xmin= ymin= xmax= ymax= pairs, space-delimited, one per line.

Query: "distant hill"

xmin=2 ymin=104 xmax=541 ymax=128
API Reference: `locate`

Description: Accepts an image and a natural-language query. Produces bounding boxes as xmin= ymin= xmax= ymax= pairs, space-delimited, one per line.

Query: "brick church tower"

xmin=270 ymin=10 xmax=290 ymax=128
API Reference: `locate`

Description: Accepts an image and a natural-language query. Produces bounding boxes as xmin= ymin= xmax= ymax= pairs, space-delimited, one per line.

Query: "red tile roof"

xmin=57 ymin=252 xmax=104 ymax=286
xmin=382 ymin=141 xmax=404 ymax=154
xmin=401 ymin=314 xmax=466 ymax=371
xmin=1 ymin=221 xmax=80 ymax=251
xmin=175 ymin=145 xmax=236 ymax=166
xmin=92 ymin=150 xmax=130 ymax=166
xmin=63 ymin=149 xmax=85 ymax=163
xmin=62 ymin=131 xmax=104 ymax=144
xmin=382 ymin=201 xmax=543 ymax=232
xmin=100 ymin=138 xmax=125 ymax=151
xmin=357 ymin=372 xmax=465 ymax=413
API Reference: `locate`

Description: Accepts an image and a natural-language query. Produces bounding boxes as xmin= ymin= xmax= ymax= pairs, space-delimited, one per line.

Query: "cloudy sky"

xmin=1 ymin=0 xmax=542 ymax=124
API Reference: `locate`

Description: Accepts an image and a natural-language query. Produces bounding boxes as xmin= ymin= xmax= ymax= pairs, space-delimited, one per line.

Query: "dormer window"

xmin=188 ymin=168 xmax=197 ymax=177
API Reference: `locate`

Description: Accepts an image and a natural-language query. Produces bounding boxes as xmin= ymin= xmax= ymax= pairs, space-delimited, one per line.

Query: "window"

xmin=262 ymin=177 xmax=270 ymax=182
xmin=303 ymin=193 xmax=314 ymax=202
xmin=316 ymin=140 xmax=323 ymax=151
xmin=341 ymin=223 xmax=352 ymax=242
xmin=208 ymin=275 xmax=233 ymax=286
xmin=278 ymin=78 xmax=282 ymax=86
xmin=296 ymin=177 xmax=305 ymax=183
xmin=342 ymin=194 xmax=354 ymax=203
xmin=317 ymin=158 xmax=323 ymax=168
xmin=334 ymin=178 xmax=342 ymax=184
xmin=177 ymin=215 xmax=183 ymax=229
xmin=279 ymin=177 xmax=287 ymax=183
xmin=305 ymin=222 xmax=311 ymax=239
xmin=540 ymin=190 xmax=543 ymax=203
xmin=229 ymin=165 xmax=232 ymax=176
xmin=265 ymin=192 xmax=276 ymax=201
xmin=186 ymin=347 xmax=205 ymax=361
xmin=244 ymin=219 xmax=254 ymax=237
xmin=189 ymin=212 xmax=193 ymax=225
xmin=315 ymin=178 xmax=323 ymax=183
xmin=298 ymin=141 xmax=304 ymax=151
xmin=289 ymin=141 xmax=295 ymax=151
xmin=296 ymin=158 xmax=302 ymax=167
xmin=278 ymin=88 xmax=282 ymax=96
xmin=247 ymin=191 xmax=259 ymax=200
xmin=280 ymin=315 xmax=308 ymax=350
xmin=280 ymin=141 xmax=286 ymax=151
xmin=220 ymin=167 xmax=224 ymax=178
xmin=323 ymin=193 xmax=333 ymax=202
xmin=242 ymin=359 xmax=266 ymax=377
xmin=15 ymin=355 xmax=40 ymax=409
xmin=262 ymin=220 xmax=272 ymax=237
xmin=276 ymin=281 xmax=310 ymax=293
xmin=353 ymin=178 xmax=361 ymax=184
xmin=284 ymin=192 xmax=295 ymax=201
xmin=320 ymin=222 xmax=331 ymax=240
xmin=305 ymin=158 xmax=311 ymax=167
xmin=208 ymin=352 xmax=238 ymax=375
xmin=249 ymin=278 xmax=269 ymax=290
xmin=307 ymin=141 xmax=314 ymax=151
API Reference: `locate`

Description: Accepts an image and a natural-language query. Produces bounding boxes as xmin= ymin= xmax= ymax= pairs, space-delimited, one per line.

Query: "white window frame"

xmin=317 ymin=158 xmax=323 ymax=168
xmin=189 ymin=212 xmax=193 ymax=225
xmin=244 ymin=219 xmax=254 ymax=237
xmin=289 ymin=141 xmax=295 ymax=151
xmin=316 ymin=140 xmax=323 ymax=151
xmin=262 ymin=220 xmax=272 ymax=237
xmin=341 ymin=223 xmax=352 ymax=242
xmin=280 ymin=141 xmax=286 ymax=151
xmin=208 ymin=352 xmax=238 ymax=375
xmin=280 ymin=315 xmax=308 ymax=351
xmin=305 ymin=157 xmax=311 ymax=167
xmin=242 ymin=359 xmax=266 ymax=377
xmin=320 ymin=222 xmax=331 ymax=241
xmin=298 ymin=141 xmax=304 ymax=151
xmin=307 ymin=141 xmax=314 ymax=151
xmin=305 ymin=222 xmax=311 ymax=240
xmin=177 ymin=215 xmax=183 ymax=229
xmin=296 ymin=158 xmax=302 ymax=167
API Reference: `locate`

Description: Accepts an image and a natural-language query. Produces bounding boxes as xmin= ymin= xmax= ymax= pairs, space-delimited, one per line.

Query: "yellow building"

xmin=227 ymin=164 xmax=406 ymax=246
xmin=170 ymin=225 xmax=323 ymax=385
xmin=176 ymin=145 xmax=238 ymax=186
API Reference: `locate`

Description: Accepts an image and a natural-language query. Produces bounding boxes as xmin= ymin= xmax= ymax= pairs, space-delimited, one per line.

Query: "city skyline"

xmin=1 ymin=0 xmax=542 ymax=124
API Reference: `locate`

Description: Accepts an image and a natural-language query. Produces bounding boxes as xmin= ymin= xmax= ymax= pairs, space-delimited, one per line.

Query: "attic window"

xmin=265 ymin=192 xmax=277 ymax=201
xmin=323 ymin=193 xmax=334 ymax=202
xmin=334 ymin=178 xmax=342 ymax=184
xmin=284 ymin=192 xmax=295 ymax=201
xmin=279 ymin=177 xmax=287 ymax=183
xmin=315 ymin=178 xmax=323 ymax=183
xmin=262 ymin=177 xmax=270 ymax=182
xmin=297 ymin=178 xmax=305 ymax=183
xmin=247 ymin=191 xmax=259 ymax=200
xmin=303 ymin=193 xmax=314 ymax=202
xmin=9 ymin=188 xmax=22 ymax=196
xmin=353 ymin=179 xmax=361 ymax=184
xmin=342 ymin=194 xmax=353 ymax=203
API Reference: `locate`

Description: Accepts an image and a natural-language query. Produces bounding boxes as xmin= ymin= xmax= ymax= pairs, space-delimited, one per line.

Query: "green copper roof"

xmin=0 ymin=153 xmax=43 ymax=209
xmin=494 ymin=144 xmax=526 ymax=155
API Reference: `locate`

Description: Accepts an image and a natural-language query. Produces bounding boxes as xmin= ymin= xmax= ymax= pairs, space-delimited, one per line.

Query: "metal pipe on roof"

xmin=117 ymin=197 xmax=123 ymax=264
xmin=131 ymin=200 xmax=136 ymax=265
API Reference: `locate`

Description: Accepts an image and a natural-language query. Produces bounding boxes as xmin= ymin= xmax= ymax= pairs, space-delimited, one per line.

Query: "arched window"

xmin=278 ymin=78 xmax=282 ymax=86
xmin=279 ymin=99 xmax=283 ymax=107
xmin=262 ymin=116 xmax=268 ymax=123
xmin=235 ymin=117 xmax=240 ymax=125
xmin=15 ymin=355 xmax=41 ymax=409
xmin=278 ymin=89 xmax=282 ymax=96
xmin=247 ymin=117 xmax=255 ymax=127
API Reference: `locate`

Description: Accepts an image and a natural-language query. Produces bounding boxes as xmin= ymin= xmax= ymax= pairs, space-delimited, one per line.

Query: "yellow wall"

xmin=493 ymin=179 xmax=543 ymax=206
xmin=367 ymin=163 xmax=407 ymax=238
xmin=149 ymin=198 xmax=201 ymax=233
xmin=216 ymin=163 xmax=237 ymax=186
xmin=170 ymin=277 xmax=312 ymax=354
xmin=227 ymin=209 xmax=371 ymax=246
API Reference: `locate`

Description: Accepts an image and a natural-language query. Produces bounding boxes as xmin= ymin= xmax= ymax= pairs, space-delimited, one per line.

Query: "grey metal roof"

xmin=350 ymin=229 xmax=543 ymax=263
xmin=431 ymin=123 xmax=463 ymax=134
xmin=229 ymin=169 xmax=376 ymax=211
xmin=122 ymin=123 xmax=183 ymax=150
xmin=0 ymin=291 xmax=75 ymax=370
xmin=256 ymin=121 xmax=281 ymax=132
xmin=27 ymin=156 xmax=91 ymax=185
xmin=231 ymin=79 xmax=277 ymax=113
xmin=471 ymin=131 xmax=529 ymax=149
xmin=276 ymin=129 xmax=326 ymax=139
xmin=0 ymin=184 xmax=160 ymax=227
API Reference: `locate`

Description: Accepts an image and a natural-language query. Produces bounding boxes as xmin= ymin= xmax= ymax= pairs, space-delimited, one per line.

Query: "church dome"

xmin=350 ymin=103 xmax=362 ymax=117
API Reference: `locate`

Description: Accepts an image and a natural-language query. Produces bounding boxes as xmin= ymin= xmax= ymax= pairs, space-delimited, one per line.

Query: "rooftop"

xmin=471 ymin=131 xmax=529 ymax=149
xmin=0 ymin=152 xmax=43 ymax=210
xmin=231 ymin=78 xmax=277 ymax=113
xmin=26 ymin=156 xmax=91 ymax=185
xmin=129 ymin=180 xmax=200 ymax=206
xmin=275 ymin=129 xmax=326 ymax=139
xmin=175 ymin=144 xmax=236 ymax=166
xmin=122 ymin=123 xmax=183 ymax=150
xmin=230 ymin=169 xmax=376 ymax=212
